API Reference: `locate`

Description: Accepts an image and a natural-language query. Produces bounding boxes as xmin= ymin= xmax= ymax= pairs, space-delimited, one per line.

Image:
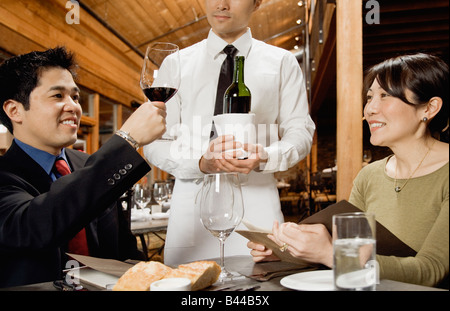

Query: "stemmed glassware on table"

xmin=140 ymin=42 xmax=181 ymax=141
xmin=165 ymin=181 xmax=173 ymax=201
xmin=153 ymin=181 xmax=168 ymax=212
xmin=133 ymin=183 xmax=151 ymax=221
xmin=199 ymin=173 xmax=244 ymax=282
xmin=134 ymin=183 xmax=151 ymax=210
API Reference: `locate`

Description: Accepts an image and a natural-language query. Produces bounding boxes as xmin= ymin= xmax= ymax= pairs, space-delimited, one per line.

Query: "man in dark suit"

xmin=0 ymin=47 xmax=166 ymax=287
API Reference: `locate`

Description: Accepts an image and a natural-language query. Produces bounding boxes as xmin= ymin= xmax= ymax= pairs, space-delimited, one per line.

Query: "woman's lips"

xmin=369 ymin=121 xmax=386 ymax=132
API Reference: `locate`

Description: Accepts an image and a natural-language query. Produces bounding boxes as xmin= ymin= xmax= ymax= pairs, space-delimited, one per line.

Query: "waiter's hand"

xmin=199 ymin=136 xmax=268 ymax=174
xmin=199 ymin=135 xmax=242 ymax=173
xmin=226 ymin=143 xmax=268 ymax=173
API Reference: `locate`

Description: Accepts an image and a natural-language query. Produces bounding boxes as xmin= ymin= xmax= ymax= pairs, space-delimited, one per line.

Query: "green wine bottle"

xmin=223 ymin=56 xmax=251 ymax=114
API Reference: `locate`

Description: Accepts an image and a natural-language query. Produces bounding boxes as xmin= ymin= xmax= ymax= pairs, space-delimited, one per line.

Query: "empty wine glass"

xmin=153 ymin=182 xmax=168 ymax=210
xmin=165 ymin=181 xmax=173 ymax=201
xmin=134 ymin=183 xmax=151 ymax=210
xmin=140 ymin=42 xmax=180 ymax=141
xmin=199 ymin=173 xmax=244 ymax=282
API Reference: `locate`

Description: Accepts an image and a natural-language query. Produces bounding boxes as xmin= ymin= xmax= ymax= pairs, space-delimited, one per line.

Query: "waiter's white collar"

xmin=206 ymin=28 xmax=253 ymax=60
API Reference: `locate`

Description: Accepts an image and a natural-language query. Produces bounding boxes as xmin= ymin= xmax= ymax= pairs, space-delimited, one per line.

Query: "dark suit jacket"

xmin=0 ymin=135 xmax=150 ymax=287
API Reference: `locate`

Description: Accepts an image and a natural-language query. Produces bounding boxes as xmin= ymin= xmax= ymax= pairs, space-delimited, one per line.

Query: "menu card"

xmin=67 ymin=253 xmax=134 ymax=277
xmin=236 ymin=229 xmax=316 ymax=266
xmin=237 ymin=200 xmax=416 ymax=262
xmin=299 ymin=200 xmax=417 ymax=257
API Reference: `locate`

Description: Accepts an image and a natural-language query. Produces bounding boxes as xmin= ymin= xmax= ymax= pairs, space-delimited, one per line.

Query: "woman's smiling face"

xmin=364 ymin=79 xmax=424 ymax=148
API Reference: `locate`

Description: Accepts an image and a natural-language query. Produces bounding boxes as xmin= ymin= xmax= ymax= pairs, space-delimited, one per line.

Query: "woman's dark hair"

xmin=0 ymin=46 xmax=77 ymax=134
xmin=363 ymin=53 xmax=449 ymax=141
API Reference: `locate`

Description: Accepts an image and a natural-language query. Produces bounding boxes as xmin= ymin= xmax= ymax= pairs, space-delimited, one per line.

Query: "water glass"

xmin=332 ymin=212 xmax=377 ymax=291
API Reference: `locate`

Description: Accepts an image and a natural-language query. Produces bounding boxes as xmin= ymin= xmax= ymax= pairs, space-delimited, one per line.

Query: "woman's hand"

xmin=247 ymin=241 xmax=280 ymax=263
xmin=269 ymin=221 xmax=334 ymax=268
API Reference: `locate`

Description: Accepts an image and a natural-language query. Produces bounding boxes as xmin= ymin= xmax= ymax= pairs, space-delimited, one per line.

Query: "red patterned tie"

xmin=54 ymin=158 xmax=90 ymax=256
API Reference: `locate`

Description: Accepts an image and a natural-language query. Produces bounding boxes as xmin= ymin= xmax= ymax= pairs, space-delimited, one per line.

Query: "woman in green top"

xmin=248 ymin=53 xmax=449 ymax=287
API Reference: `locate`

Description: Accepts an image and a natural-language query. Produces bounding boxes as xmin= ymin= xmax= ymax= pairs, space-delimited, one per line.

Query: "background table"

xmin=130 ymin=218 xmax=168 ymax=260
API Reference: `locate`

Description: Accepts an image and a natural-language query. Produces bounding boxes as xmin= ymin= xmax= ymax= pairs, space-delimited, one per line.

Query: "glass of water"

xmin=332 ymin=212 xmax=377 ymax=291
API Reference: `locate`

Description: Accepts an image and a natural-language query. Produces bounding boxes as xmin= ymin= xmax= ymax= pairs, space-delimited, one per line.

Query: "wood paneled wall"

xmin=0 ymin=0 xmax=145 ymax=107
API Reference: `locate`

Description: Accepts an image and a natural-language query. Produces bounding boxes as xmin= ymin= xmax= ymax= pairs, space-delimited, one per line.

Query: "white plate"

xmin=280 ymin=270 xmax=334 ymax=291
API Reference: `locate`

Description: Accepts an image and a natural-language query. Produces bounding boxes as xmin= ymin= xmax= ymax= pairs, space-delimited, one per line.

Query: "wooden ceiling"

xmin=1 ymin=0 xmax=448 ymax=117
xmin=79 ymin=0 xmax=307 ymax=57
xmin=77 ymin=0 xmax=449 ymax=111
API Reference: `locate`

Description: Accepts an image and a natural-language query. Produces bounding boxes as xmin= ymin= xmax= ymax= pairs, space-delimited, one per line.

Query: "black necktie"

xmin=211 ymin=45 xmax=238 ymax=139
xmin=214 ymin=45 xmax=238 ymax=116
xmin=53 ymin=158 xmax=90 ymax=256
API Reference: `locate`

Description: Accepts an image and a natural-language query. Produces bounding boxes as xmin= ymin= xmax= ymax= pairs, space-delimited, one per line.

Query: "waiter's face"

xmin=205 ymin=0 xmax=262 ymax=43
xmin=10 ymin=67 xmax=81 ymax=155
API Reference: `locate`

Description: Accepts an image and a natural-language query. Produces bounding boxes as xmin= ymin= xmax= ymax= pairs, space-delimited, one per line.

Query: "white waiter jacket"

xmin=144 ymin=28 xmax=315 ymax=265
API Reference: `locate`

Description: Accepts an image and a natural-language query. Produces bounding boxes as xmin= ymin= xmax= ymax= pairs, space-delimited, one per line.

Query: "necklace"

xmin=394 ymin=140 xmax=436 ymax=193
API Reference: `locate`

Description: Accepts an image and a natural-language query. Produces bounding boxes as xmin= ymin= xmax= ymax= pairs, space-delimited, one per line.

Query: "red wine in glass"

xmin=142 ymin=87 xmax=177 ymax=103
xmin=140 ymin=42 xmax=180 ymax=140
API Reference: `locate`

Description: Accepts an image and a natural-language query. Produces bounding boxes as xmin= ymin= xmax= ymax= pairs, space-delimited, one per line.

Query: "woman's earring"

xmin=422 ymin=117 xmax=428 ymax=122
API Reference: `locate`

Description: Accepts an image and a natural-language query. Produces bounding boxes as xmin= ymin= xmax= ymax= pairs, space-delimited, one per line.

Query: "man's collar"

xmin=14 ymin=138 xmax=68 ymax=175
xmin=207 ymin=28 xmax=253 ymax=59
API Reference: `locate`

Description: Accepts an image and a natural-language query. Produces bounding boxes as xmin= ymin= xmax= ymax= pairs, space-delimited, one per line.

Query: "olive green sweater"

xmin=349 ymin=157 xmax=449 ymax=287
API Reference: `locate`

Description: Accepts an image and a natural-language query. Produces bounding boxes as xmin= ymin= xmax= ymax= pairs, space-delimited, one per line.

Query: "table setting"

xmin=130 ymin=207 xmax=170 ymax=222
xmin=1 ymin=176 xmax=444 ymax=293
xmin=2 ymin=253 xmax=444 ymax=292
xmin=130 ymin=180 xmax=171 ymax=223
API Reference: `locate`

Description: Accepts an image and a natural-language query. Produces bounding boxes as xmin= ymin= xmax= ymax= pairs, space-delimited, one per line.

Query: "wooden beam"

xmin=336 ymin=0 xmax=363 ymax=201
xmin=89 ymin=94 xmax=100 ymax=153
xmin=311 ymin=10 xmax=336 ymax=116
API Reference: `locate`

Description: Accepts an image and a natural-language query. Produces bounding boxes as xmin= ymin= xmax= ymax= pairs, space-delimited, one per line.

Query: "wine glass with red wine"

xmin=140 ymin=42 xmax=180 ymax=140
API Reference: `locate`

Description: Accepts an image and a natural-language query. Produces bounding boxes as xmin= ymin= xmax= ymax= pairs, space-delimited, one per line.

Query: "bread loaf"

xmin=113 ymin=260 xmax=220 ymax=291
xmin=163 ymin=261 xmax=221 ymax=291
xmin=113 ymin=261 xmax=172 ymax=291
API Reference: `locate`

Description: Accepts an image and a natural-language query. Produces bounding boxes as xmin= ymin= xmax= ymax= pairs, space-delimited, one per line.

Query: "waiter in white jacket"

xmin=144 ymin=0 xmax=315 ymax=266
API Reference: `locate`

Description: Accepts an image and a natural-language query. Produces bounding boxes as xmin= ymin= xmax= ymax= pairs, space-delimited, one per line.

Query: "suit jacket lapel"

xmin=65 ymin=148 xmax=100 ymax=250
xmin=2 ymin=141 xmax=53 ymax=194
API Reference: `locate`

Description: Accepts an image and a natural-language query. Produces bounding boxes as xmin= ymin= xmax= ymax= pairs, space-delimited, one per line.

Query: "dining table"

xmin=1 ymin=255 xmax=446 ymax=292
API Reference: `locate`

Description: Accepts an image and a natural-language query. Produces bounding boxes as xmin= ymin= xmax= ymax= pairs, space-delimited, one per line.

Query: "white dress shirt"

xmin=144 ymin=29 xmax=315 ymax=265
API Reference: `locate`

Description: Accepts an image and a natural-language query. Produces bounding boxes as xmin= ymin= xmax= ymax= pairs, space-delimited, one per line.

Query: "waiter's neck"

xmin=212 ymin=28 xmax=247 ymax=44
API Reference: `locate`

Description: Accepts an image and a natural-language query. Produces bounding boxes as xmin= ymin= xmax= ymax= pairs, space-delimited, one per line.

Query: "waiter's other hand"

xmin=199 ymin=135 xmax=242 ymax=173
xmin=120 ymin=101 xmax=166 ymax=146
xmin=226 ymin=143 xmax=268 ymax=173
xmin=200 ymin=137 xmax=268 ymax=174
